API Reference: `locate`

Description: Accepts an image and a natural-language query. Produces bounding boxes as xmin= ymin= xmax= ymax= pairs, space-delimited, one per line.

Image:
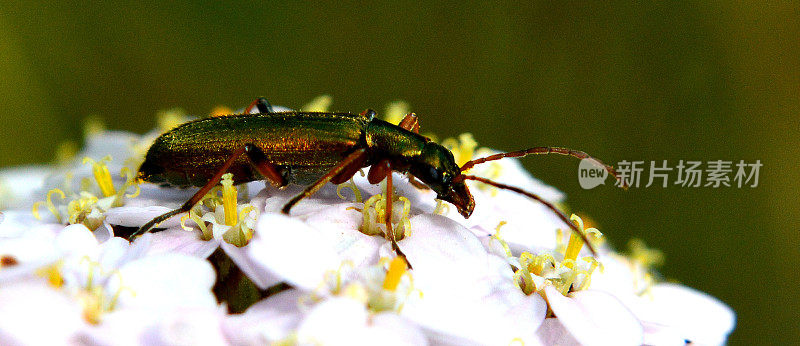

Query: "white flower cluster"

xmin=0 ymin=100 xmax=735 ymax=345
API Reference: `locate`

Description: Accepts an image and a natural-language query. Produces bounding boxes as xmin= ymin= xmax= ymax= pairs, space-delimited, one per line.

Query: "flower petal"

xmin=545 ymin=286 xmax=643 ymax=346
xmin=638 ymin=283 xmax=736 ymax=345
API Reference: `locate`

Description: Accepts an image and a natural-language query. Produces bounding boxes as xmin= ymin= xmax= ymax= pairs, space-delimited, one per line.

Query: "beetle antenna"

xmin=459 ymin=175 xmax=598 ymax=256
xmin=460 ymin=147 xmax=628 ymax=189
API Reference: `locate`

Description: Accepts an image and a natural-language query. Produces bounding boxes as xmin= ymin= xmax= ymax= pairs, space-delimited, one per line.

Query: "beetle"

xmin=133 ymin=98 xmax=624 ymax=260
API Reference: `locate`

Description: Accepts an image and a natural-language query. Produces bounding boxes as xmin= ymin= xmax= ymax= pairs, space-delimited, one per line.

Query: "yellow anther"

xmin=209 ymin=106 xmax=233 ymax=118
xmin=442 ymin=133 xmax=478 ymax=167
xmin=490 ymin=221 xmax=513 ymax=258
xmin=220 ymin=173 xmax=237 ymax=226
xmin=223 ymin=205 xmax=257 ymax=247
xmin=35 ymin=262 xmax=64 ymax=288
xmin=115 ymin=167 xmax=140 ymax=205
xmin=83 ymin=115 xmax=106 ymax=137
xmin=188 ymin=208 xmax=212 ymax=241
xmin=432 ymin=200 xmax=450 ymax=215
xmin=359 ymin=183 xmax=413 ymax=239
xmin=343 ymin=283 xmax=369 ymax=304
xmin=66 ymin=192 xmax=99 ymax=226
xmin=336 ymin=178 xmax=363 ymax=203
xmin=80 ymin=288 xmax=104 ymax=325
xmin=303 ymin=95 xmax=333 ymax=112
xmin=383 ymin=100 xmax=410 ymax=125
xmin=55 ymin=141 xmax=78 ymax=165
xmin=32 ymin=188 xmax=66 ymax=223
xmin=382 ymin=257 xmax=408 ymax=291
xmin=156 ymin=108 xmax=188 ymax=131
xmin=627 ymin=238 xmax=665 ymax=268
xmin=83 ymin=156 xmax=116 ymax=198
xmin=564 ymin=214 xmax=602 ymax=263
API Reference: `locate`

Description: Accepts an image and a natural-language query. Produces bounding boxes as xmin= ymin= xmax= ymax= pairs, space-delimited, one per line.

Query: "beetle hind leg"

xmin=130 ymin=143 xmax=286 ymax=238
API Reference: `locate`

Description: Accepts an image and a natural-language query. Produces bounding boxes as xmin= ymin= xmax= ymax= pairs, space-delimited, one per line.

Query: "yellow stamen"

xmin=32 ymin=189 xmax=66 ymax=223
xmin=114 ymin=167 xmax=140 ymax=206
xmin=382 ymin=257 xmax=408 ymax=291
xmin=35 ymin=262 xmax=64 ymax=288
xmin=156 ymin=108 xmax=188 ymax=131
xmin=442 ymin=133 xmax=478 ymax=167
xmin=336 ymin=178 xmax=363 ymax=203
xmin=383 ymin=100 xmax=410 ymax=125
xmin=303 ymin=95 xmax=333 ymax=112
xmin=209 ymin=106 xmax=233 ymax=117
xmin=343 ymin=283 xmax=369 ymax=304
xmin=432 ymin=200 xmax=450 ymax=215
xmin=66 ymin=193 xmax=99 ymax=226
xmin=627 ymin=238 xmax=665 ymax=268
xmin=564 ymin=214 xmax=602 ymax=264
xmin=83 ymin=115 xmax=105 ymax=137
xmin=490 ymin=221 xmax=513 ymax=258
xmin=83 ymin=156 xmax=116 ymax=198
xmin=220 ymin=173 xmax=237 ymax=226
xmin=54 ymin=141 xmax=78 ymax=165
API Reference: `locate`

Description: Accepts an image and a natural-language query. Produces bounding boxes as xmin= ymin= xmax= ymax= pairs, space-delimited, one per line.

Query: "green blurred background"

xmin=1 ymin=2 xmax=797 ymax=344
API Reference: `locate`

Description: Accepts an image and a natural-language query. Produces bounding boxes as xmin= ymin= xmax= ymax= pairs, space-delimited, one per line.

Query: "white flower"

xmin=0 ymin=222 xmax=219 ymax=344
xmin=0 ymin=98 xmax=737 ymax=345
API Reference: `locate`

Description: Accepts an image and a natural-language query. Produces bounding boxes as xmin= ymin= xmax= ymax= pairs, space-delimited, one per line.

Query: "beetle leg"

xmin=245 ymin=97 xmax=274 ymax=114
xmin=330 ymin=152 xmax=368 ymax=184
xmin=397 ymin=113 xmax=420 ymax=134
xmin=383 ymin=161 xmax=412 ymax=269
xmin=245 ymin=144 xmax=287 ymax=187
xmin=281 ymin=149 xmax=368 ymax=214
xmin=406 ymin=174 xmax=431 ymax=190
xmin=132 ymin=144 xmax=285 ymax=238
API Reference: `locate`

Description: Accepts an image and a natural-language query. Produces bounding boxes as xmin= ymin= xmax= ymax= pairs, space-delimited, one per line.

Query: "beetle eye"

xmin=429 ymin=167 xmax=441 ymax=181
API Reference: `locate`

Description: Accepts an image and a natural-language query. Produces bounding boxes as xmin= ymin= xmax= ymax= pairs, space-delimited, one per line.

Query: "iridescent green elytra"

xmin=137 ymin=109 xmax=474 ymax=217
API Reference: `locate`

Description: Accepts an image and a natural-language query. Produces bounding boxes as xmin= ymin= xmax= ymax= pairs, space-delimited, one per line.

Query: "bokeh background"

xmin=1 ymin=2 xmax=797 ymax=344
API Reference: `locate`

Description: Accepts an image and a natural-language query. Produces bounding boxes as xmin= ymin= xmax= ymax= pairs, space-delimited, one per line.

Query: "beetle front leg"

xmin=131 ymin=144 xmax=285 ymax=238
xmin=281 ymin=149 xmax=368 ymax=214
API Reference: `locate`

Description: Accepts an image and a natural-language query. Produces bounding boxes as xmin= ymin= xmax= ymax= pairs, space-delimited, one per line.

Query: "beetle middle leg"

xmin=368 ymin=160 xmax=412 ymax=268
xmin=131 ymin=143 xmax=286 ymax=237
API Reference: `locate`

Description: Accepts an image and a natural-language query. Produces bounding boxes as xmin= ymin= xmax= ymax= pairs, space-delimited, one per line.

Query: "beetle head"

xmin=410 ymin=142 xmax=475 ymax=218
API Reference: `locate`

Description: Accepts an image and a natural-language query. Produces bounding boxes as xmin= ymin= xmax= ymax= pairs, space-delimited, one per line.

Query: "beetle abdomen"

xmin=138 ymin=112 xmax=369 ymax=187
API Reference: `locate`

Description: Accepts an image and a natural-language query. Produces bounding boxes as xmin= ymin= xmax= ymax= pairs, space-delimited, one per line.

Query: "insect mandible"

xmin=133 ymin=97 xmax=624 ymax=262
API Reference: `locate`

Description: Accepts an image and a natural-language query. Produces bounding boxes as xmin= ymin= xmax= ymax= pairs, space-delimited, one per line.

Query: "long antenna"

xmin=460 ymin=147 xmax=628 ymax=189
xmin=460 ymin=175 xmax=598 ymax=256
